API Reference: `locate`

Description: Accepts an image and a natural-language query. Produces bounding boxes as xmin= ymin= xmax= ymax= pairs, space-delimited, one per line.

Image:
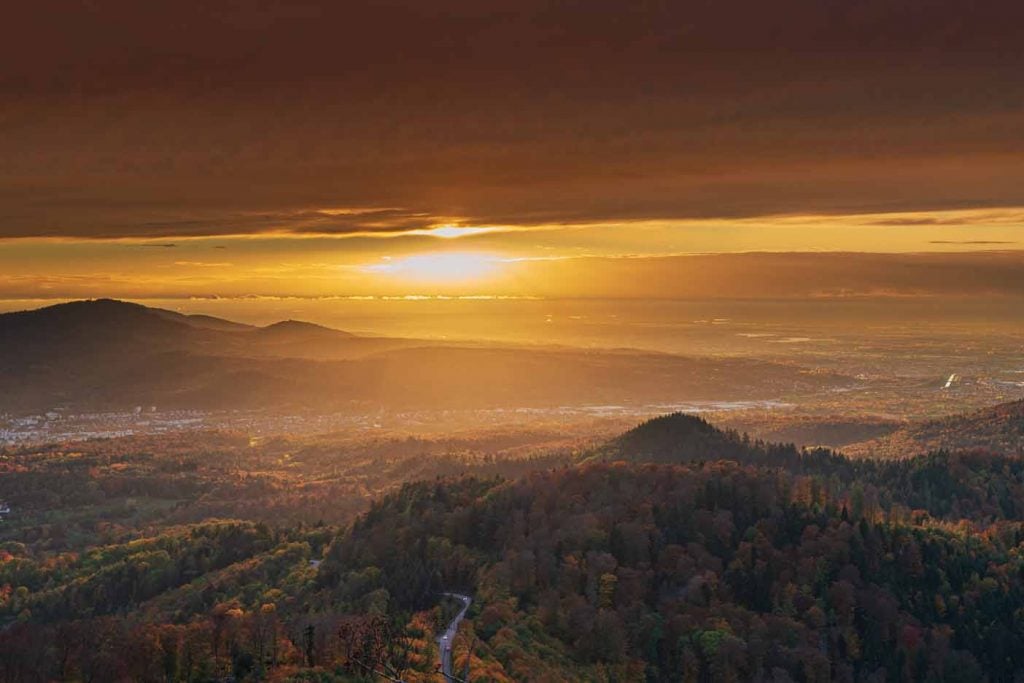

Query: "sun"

xmin=361 ymin=252 xmax=505 ymax=284
xmin=411 ymin=224 xmax=498 ymax=239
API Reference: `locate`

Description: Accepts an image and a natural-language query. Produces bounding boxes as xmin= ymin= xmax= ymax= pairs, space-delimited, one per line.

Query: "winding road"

xmin=437 ymin=593 xmax=472 ymax=681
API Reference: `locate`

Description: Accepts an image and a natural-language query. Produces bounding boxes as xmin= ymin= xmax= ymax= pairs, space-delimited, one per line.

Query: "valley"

xmin=2 ymin=299 xmax=1024 ymax=681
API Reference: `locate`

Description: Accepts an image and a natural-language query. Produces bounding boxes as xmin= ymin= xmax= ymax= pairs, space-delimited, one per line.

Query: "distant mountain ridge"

xmin=0 ymin=299 xmax=391 ymax=411
xmin=0 ymin=299 xmax=855 ymax=413
xmin=1 ymin=299 xmax=348 ymax=337
xmin=255 ymin=319 xmax=355 ymax=340
xmin=259 ymin=319 xmax=346 ymax=333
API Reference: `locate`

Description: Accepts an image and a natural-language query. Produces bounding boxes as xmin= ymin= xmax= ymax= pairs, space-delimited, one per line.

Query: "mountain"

xmin=0 ymin=298 xmax=212 ymax=348
xmin=254 ymin=319 xmax=351 ymax=339
xmin=8 ymin=411 xmax=1024 ymax=679
xmin=313 ymin=454 xmax=1024 ymax=681
xmin=157 ymin=310 xmax=255 ymax=332
xmin=585 ymin=412 xmax=1024 ymax=522
xmin=310 ymin=409 xmax=1024 ymax=679
xmin=599 ymin=412 xmax=748 ymax=461
xmin=0 ymin=299 xmax=381 ymax=411
xmin=584 ymin=411 xmax=830 ymax=469
xmin=844 ymin=399 xmax=1024 ymax=458
xmin=0 ymin=298 xmax=341 ymax=357
xmin=0 ymin=299 xmax=855 ymax=413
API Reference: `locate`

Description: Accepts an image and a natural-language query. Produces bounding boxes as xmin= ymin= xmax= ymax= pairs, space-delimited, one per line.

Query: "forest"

xmin=4 ymin=411 xmax=1024 ymax=681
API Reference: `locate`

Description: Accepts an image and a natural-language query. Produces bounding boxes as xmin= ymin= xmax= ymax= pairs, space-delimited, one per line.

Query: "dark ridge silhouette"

xmin=159 ymin=311 xmax=255 ymax=332
xmin=0 ymin=300 xmax=854 ymax=412
xmin=1 ymin=298 xmax=187 ymax=337
xmin=615 ymin=412 xmax=721 ymax=450
xmin=256 ymin=319 xmax=353 ymax=338
xmin=586 ymin=411 xmax=759 ymax=464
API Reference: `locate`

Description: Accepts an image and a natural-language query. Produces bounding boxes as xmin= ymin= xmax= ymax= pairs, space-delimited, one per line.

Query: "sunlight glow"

xmin=361 ymin=252 xmax=505 ymax=283
xmin=410 ymin=225 xmax=499 ymax=239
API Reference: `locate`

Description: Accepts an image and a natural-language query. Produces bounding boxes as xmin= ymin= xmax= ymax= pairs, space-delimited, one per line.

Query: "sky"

xmin=2 ymin=0 xmax=1024 ymax=307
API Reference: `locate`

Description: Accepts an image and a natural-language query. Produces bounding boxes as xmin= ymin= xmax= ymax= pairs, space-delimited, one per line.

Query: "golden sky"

xmin=2 ymin=208 xmax=1024 ymax=301
xmin=2 ymin=1 xmax=1024 ymax=304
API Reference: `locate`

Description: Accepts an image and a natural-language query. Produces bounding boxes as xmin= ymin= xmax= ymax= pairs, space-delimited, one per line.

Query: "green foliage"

xmin=318 ymin=459 xmax=1024 ymax=681
xmin=10 ymin=414 xmax=1024 ymax=680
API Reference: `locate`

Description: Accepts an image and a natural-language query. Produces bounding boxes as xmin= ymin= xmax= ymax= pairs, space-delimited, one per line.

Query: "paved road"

xmin=437 ymin=593 xmax=472 ymax=681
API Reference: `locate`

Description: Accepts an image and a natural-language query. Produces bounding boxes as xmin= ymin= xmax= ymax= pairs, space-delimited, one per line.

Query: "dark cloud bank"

xmin=2 ymin=0 xmax=1024 ymax=238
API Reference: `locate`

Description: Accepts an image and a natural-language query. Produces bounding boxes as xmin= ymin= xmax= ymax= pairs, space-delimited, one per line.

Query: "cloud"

xmin=1 ymin=2 xmax=1023 ymax=239
xmin=519 ymin=251 xmax=1024 ymax=300
xmin=928 ymin=240 xmax=1018 ymax=245
xmin=867 ymin=209 xmax=1024 ymax=227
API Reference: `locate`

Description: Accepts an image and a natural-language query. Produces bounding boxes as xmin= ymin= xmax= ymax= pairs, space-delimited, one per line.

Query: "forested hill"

xmin=845 ymin=399 xmax=1024 ymax=458
xmin=599 ymin=412 xmax=754 ymax=461
xmin=583 ymin=412 xmax=827 ymax=472
xmin=318 ymin=461 xmax=1024 ymax=681
xmin=8 ymin=414 xmax=1024 ymax=680
xmin=312 ymin=415 xmax=1024 ymax=680
xmin=587 ymin=413 xmax=1024 ymax=522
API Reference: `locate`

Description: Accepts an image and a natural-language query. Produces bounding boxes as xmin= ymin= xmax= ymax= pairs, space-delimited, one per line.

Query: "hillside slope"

xmin=318 ymin=460 xmax=1024 ymax=681
xmin=7 ymin=412 xmax=1024 ymax=679
xmin=0 ymin=300 xmax=853 ymax=412
xmin=845 ymin=399 xmax=1024 ymax=458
